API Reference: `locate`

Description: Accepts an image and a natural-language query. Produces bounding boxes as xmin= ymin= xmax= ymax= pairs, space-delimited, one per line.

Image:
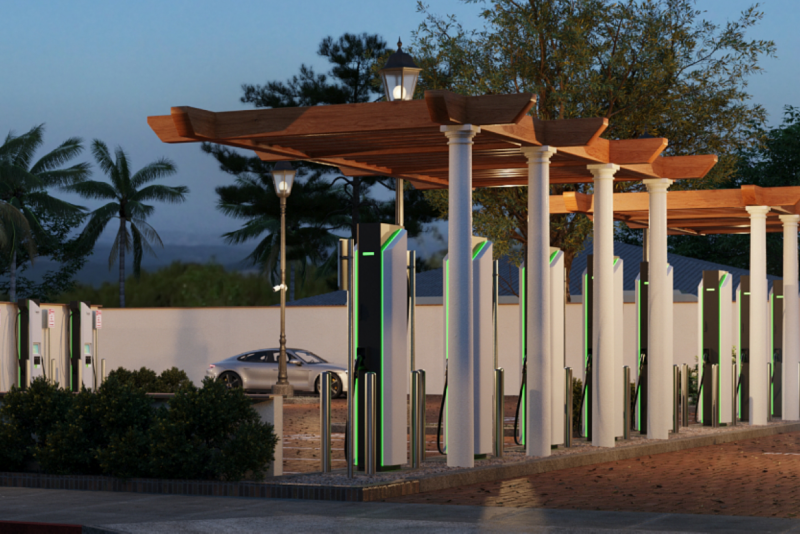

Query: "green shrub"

xmin=37 ymin=377 xmax=154 ymax=477
xmin=106 ymin=366 xmax=191 ymax=393
xmin=147 ymin=378 xmax=278 ymax=481
xmin=0 ymin=379 xmax=73 ymax=471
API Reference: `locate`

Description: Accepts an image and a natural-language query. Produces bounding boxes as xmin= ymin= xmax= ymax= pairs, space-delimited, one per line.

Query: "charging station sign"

xmin=48 ymin=309 xmax=55 ymax=328
xmin=95 ymin=310 xmax=102 ymax=329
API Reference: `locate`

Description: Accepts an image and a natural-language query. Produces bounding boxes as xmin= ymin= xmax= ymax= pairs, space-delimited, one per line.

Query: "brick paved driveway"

xmin=391 ymin=432 xmax=800 ymax=519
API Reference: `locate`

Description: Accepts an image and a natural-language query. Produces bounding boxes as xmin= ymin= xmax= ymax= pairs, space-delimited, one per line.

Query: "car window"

xmin=260 ymin=351 xmax=278 ymax=364
xmin=294 ymin=350 xmax=326 ymax=364
xmin=239 ymin=353 xmax=262 ymax=362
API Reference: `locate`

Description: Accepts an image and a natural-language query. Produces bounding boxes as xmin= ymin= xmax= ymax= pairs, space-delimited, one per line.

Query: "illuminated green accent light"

xmin=738 ymin=292 xmax=742 ymax=417
xmin=643 ymin=281 xmax=649 ymax=285
xmin=362 ymin=252 xmax=375 ymax=256
xmin=698 ymin=285 xmax=703 ymax=423
xmin=706 ymin=288 xmax=715 ymax=291
xmin=379 ymin=229 xmax=403 ymax=466
xmin=17 ymin=311 xmax=21 ymax=388
xmin=549 ymin=250 xmax=558 ymax=263
xmin=354 ymin=251 xmax=359 ymax=466
xmin=770 ymin=292 xmax=774 ymax=415
xmin=636 ymin=279 xmax=641 ymax=431
xmin=583 ymin=272 xmax=589 ymax=434
xmin=444 ymin=258 xmax=450 ymax=448
xmin=613 ymin=257 xmax=619 ymax=266
xmin=521 ymin=266 xmax=526 ymax=444
xmin=472 ymin=240 xmax=488 ymax=260
xmin=719 ymin=273 xmax=726 ymax=422
xmin=777 ymin=295 xmax=784 ymax=299
xmin=744 ymin=292 xmax=751 ymax=295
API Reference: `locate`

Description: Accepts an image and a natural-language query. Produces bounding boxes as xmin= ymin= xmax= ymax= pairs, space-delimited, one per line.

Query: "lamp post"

xmin=272 ymin=161 xmax=296 ymax=397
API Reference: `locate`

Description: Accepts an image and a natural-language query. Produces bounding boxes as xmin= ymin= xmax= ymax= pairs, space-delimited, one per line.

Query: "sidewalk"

xmin=2 ymin=487 xmax=800 ymax=533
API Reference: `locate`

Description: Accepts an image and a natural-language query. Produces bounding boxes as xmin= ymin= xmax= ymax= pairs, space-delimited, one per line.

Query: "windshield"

xmin=294 ymin=350 xmax=327 ymax=364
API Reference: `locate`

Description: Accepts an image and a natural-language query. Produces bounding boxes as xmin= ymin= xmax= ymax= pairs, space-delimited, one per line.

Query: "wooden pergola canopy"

xmin=148 ymin=90 xmax=717 ymax=189
xmin=550 ymin=185 xmax=800 ymax=235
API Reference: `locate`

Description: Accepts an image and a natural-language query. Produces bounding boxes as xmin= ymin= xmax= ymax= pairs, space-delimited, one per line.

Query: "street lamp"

xmin=272 ymin=161 xmax=296 ymax=397
xmin=380 ymin=38 xmax=421 ymax=102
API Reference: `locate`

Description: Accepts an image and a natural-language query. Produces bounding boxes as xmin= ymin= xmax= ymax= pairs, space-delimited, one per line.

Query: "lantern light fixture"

xmin=272 ymin=161 xmax=296 ymax=198
xmin=380 ymin=38 xmax=421 ymax=102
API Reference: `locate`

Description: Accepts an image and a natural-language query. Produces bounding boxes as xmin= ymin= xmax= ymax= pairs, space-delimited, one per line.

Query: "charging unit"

xmin=69 ymin=301 xmax=95 ymax=391
xmin=17 ymin=299 xmax=43 ymax=389
xmin=516 ymin=248 xmax=566 ymax=447
xmin=441 ymin=238 xmax=493 ymax=457
xmin=353 ymin=223 xmax=408 ymax=471
xmin=580 ymin=255 xmax=623 ymax=439
xmin=697 ymin=271 xmax=733 ymax=425
xmin=736 ymin=276 xmax=751 ymax=422
xmin=770 ymin=281 xmax=784 ymax=418
xmin=635 ymin=263 xmax=649 ymax=432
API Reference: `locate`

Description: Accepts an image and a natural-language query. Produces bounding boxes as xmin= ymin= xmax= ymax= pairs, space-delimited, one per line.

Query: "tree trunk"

xmin=9 ymin=249 xmax=16 ymax=302
xmin=289 ymin=261 xmax=295 ymax=302
xmin=119 ymin=218 xmax=126 ymax=308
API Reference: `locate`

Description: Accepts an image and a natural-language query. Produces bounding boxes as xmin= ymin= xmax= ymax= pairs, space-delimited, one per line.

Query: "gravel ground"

xmin=280 ymin=396 xmax=793 ymax=486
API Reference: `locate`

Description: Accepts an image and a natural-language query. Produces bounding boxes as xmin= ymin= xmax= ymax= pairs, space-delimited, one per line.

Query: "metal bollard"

xmin=320 ymin=371 xmax=332 ymax=473
xmin=731 ymin=363 xmax=738 ymax=426
xmin=768 ymin=363 xmax=773 ymax=422
xmin=673 ymin=365 xmax=680 ymax=433
xmin=565 ymin=367 xmax=573 ymax=447
xmin=711 ymin=364 xmax=719 ymax=428
xmin=365 ymin=372 xmax=377 ymax=475
xmin=495 ymin=368 xmax=504 ymax=457
xmin=622 ymin=366 xmax=630 ymax=440
xmin=681 ymin=364 xmax=689 ymax=427
xmin=411 ymin=370 xmax=426 ymax=468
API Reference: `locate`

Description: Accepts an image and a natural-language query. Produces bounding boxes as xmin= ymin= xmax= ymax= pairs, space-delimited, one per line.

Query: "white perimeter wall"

xmin=0 ymin=300 xmax=732 ymax=396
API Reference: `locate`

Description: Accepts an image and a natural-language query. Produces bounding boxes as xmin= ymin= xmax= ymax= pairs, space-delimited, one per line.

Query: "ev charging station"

xmin=770 ymin=280 xmax=784 ymax=418
xmin=697 ymin=271 xmax=733 ymax=425
xmin=580 ymin=255 xmax=624 ymax=439
xmin=736 ymin=276 xmax=752 ymax=422
xmin=516 ymin=247 xmax=566 ymax=448
xmin=69 ymin=301 xmax=95 ymax=392
xmin=353 ymin=223 xmax=408 ymax=471
xmin=441 ymin=237 xmax=493 ymax=457
xmin=17 ymin=299 xmax=43 ymax=389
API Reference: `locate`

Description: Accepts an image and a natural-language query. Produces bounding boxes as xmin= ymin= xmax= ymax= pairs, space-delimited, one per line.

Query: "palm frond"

xmin=131 ymin=184 xmax=188 ymax=204
xmin=36 ymin=163 xmax=92 ymax=188
xmin=130 ymin=158 xmax=178 ymax=188
xmin=131 ymin=217 xmax=164 ymax=249
xmin=63 ymin=180 xmax=119 ymax=201
xmin=11 ymin=125 xmax=45 ymax=169
xmin=29 ymin=137 xmax=85 ymax=175
xmin=90 ymin=140 xmax=117 ymax=182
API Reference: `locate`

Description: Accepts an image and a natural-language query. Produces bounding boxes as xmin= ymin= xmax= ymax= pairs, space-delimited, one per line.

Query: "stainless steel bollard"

xmin=495 ymin=368 xmax=504 ymax=457
xmin=673 ymin=365 xmax=680 ymax=433
xmin=365 ymin=372 xmax=377 ymax=475
xmin=321 ymin=371 xmax=332 ymax=473
xmin=565 ymin=367 xmax=573 ymax=447
xmin=411 ymin=370 xmax=426 ymax=468
xmin=731 ymin=362 xmax=738 ymax=426
xmin=768 ymin=363 xmax=773 ymax=423
xmin=681 ymin=364 xmax=689 ymax=427
xmin=711 ymin=364 xmax=719 ymax=428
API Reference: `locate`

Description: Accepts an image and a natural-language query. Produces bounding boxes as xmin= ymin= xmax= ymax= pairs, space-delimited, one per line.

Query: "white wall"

xmin=0 ymin=299 xmax=741 ymax=396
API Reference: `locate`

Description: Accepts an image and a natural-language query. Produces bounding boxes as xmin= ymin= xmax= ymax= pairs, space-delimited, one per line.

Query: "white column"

xmin=588 ymin=163 xmax=619 ymax=447
xmin=442 ymin=124 xmax=480 ymax=467
xmin=644 ymin=178 xmax=672 ymax=439
xmin=747 ymin=205 xmax=770 ymax=425
xmin=780 ymin=214 xmax=800 ymax=420
xmin=521 ymin=146 xmax=557 ymax=457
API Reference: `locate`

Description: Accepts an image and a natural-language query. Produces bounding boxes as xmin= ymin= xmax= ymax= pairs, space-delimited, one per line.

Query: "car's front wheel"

xmin=219 ymin=371 xmax=243 ymax=390
xmin=315 ymin=374 xmax=344 ymax=399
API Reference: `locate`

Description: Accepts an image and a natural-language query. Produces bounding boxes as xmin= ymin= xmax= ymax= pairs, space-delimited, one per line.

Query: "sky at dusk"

xmin=2 ymin=0 xmax=799 ymax=269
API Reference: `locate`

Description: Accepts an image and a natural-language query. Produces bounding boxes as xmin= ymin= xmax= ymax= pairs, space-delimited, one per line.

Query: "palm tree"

xmin=0 ymin=125 xmax=90 ymax=300
xmin=216 ymin=170 xmax=345 ymax=300
xmin=67 ymin=140 xmax=188 ymax=307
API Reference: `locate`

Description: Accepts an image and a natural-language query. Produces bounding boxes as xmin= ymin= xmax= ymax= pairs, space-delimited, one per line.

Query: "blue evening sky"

xmin=2 ymin=0 xmax=798 ymax=257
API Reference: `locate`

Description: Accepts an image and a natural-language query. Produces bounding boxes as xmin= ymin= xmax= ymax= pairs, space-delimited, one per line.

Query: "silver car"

xmin=206 ymin=348 xmax=347 ymax=398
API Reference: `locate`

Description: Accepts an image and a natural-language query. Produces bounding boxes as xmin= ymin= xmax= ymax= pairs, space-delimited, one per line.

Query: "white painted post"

xmin=522 ymin=146 xmax=557 ymax=457
xmin=780 ymin=214 xmax=800 ymax=420
xmin=747 ymin=205 xmax=771 ymax=425
xmin=588 ymin=163 xmax=619 ymax=447
xmin=644 ymin=178 xmax=672 ymax=439
xmin=442 ymin=124 xmax=480 ymax=467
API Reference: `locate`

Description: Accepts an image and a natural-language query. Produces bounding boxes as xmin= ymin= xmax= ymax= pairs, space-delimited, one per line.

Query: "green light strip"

xmin=738 ymin=290 xmax=742 ymax=418
xmin=17 ymin=310 xmax=21 ymax=388
xmin=472 ymin=240 xmax=488 ymax=260
xmin=770 ymin=291 xmax=774 ymax=415
xmin=521 ymin=266 xmax=526 ymax=444
xmin=444 ymin=257 xmax=450 ymax=450
xmin=379 ymin=229 xmax=403 ymax=467
xmin=698 ymin=284 xmax=703 ymax=423
xmin=354 ymin=250 xmax=359 ymax=466
xmin=583 ymin=272 xmax=588 ymax=434
xmin=549 ymin=250 xmax=558 ymax=263
xmin=362 ymin=252 xmax=375 ymax=256
xmin=719 ymin=273 xmax=726 ymax=422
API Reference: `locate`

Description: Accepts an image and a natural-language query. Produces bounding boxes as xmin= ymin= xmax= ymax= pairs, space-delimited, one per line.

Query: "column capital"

xmin=521 ymin=145 xmax=557 ymax=164
xmin=587 ymin=163 xmax=620 ymax=180
xmin=643 ymin=178 xmax=674 ymax=192
xmin=441 ymin=124 xmax=480 ymax=141
xmin=779 ymin=214 xmax=800 ymax=225
xmin=746 ymin=205 xmax=771 ymax=217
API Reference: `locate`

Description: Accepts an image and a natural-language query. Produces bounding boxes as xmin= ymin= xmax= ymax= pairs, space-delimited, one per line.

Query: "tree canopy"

xmin=414 ymin=0 xmax=775 ymax=292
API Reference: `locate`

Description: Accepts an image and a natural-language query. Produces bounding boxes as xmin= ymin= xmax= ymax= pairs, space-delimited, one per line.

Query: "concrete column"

xmin=521 ymin=146 xmax=557 ymax=457
xmin=780 ymin=214 xmax=800 ymax=420
xmin=747 ymin=205 xmax=771 ymax=425
xmin=442 ymin=124 xmax=480 ymax=467
xmin=588 ymin=163 xmax=620 ymax=447
xmin=644 ymin=178 xmax=673 ymax=439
